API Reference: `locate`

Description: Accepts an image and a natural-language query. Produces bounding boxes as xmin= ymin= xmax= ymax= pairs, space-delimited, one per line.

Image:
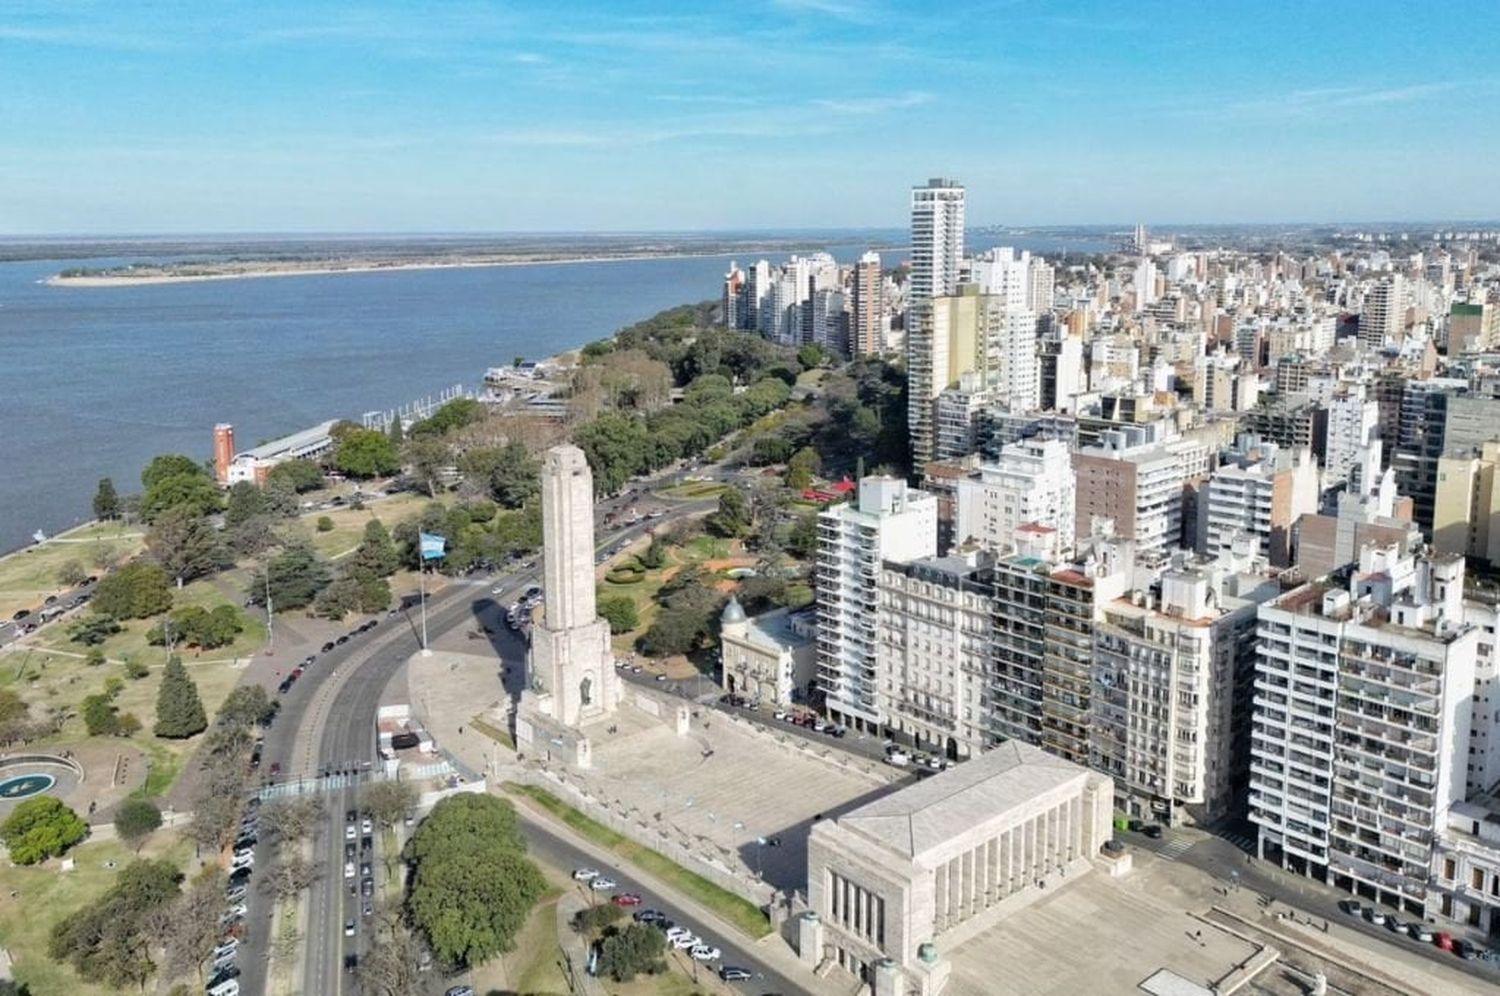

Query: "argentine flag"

xmin=418 ymin=532 xmax=447 ymax=561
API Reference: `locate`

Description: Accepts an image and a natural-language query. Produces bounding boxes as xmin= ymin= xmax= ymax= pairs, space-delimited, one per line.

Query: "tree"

xmin=140 ymin=454 xmax=204 ymax=491
xmin=638 ymin=537 xmax=668 ymax=570
xmin=93 ymin=562 xmax=173 ymax=619
xmin=140 ymin=471 xmax=222 ymax=522
xmin=160 ymin=869 xmax=225 ymax=982
xmin=68 ymin=613 xmax=122 ymax=646
xmin=57 ymin=559 xmax=88 ymax=587
xmin=312 ymin=576 xmax=361 ymax=619
xmin=147 ymin=604 xmax=243 ymax=650
xmin=572 ymin=902 xmax=625 ymax=934
xmin=349 ymin=519 xmax=400 ymax=579
xmin=405 ymin=436 xmax=452 ymax=497
xmin=596 ymin=922 xmax=667 ymax=982
xmin=249 ymin=541 xmax=331 ymax=611
xmin=786 ymin=509 xmax=820 ymax=559
xmin=223 ymin=480 xmax=269 ymax=527
xmin=316 ymin=515 xmax=335 ymax=532
xmin=266 ymin=458 xmax=324 ymax=493
xmin=146 ymin=505 xmax=229 ymax=582
xmin=598 ymin=595 xmax=639 ymax=634
xmin=784 ymin=446 xmax=821 ymax=491
xmin=92 ymin=477 xmax=121 ymax=520
xmin=405 ymin=795 xmax=543 ymax=966
xmin=48 ymin=858 xmax=182 ymax=987
xmin=334 ymin=429 xmax=400 ymax=478
xmin=358 ymin=920 xmax=423 ymax=996
xmin=1 ymin=796 xmax=88 ymax=864
xmin=797 ymin=343 xmax=826 ymax=370
xmin=706 ymin=486 xmax=750 ymax=538
xmin=409 ymin=397 xmax=484 ymax=437
xmin=387 ymin=416 xmax=404 ymax=445
xmin=487 ymin=440 xmax=541 ymax=508
xmin=217 ymin=684 xmax=275 ymax=727
xmin=154 ymin=655 xmax=207 ymax=739
xmin=267 ymin=852 xmax=318 ymax=899
xmin=114 ymin=799 xmax=163 ymax=851
xmin=82 ymin=693 xmax=121 ymax=736
xmin=360 ymin=779 xmax=418 ymax=829
xmin=259 ymin=797 xmax=326 ymax=846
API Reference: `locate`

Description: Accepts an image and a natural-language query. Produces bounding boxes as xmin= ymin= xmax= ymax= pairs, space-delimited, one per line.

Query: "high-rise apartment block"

xmin=817 ymin=477 xmax=938 ymax=733
xmin=1251 ymin=545 xmax=1476 ymax=914
xmin=1198 ymin=437 xmax=1319 ymax=568
xmin=909 ymin=178 xmax=965 ymax=308
xmin=851 ymin=251 xmax=883 ymax=356
xmin=1358 ymin=274 xmax=1406 ymax=348
xmin=954 ymin=438 xmax=1076 ymax=555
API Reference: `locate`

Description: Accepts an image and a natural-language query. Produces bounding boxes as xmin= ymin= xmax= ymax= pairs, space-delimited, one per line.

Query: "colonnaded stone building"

xmin=516 ymin=444 xmax=620 ymax=764
xmin=800 ymin=740 xmax=1114 ymax=995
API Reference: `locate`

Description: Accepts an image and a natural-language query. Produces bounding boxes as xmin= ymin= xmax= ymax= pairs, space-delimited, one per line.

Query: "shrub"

xmin=316 ymin=516 xmax=335 ymax=532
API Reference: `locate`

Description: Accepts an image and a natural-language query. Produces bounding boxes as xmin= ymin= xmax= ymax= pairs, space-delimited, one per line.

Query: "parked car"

xmin=1339 ymin=899 xmax=1363 ymax=916
xmin=344 ymin=861 xmax=356 ymax=879
xmin=1365 ymin=909 xmax=1387 ymax=926
xmin=612 ymin=893 xmax=643 ymax=906
xmin=571 ymin=868 xmax=599 ymax=881
xmin=322 ymin=641 xmax=336 ymax=652
xmin=1409 ymin=922 xmax=1435 ymax=942
xmin=670 ymin=933 xmax=699 ymax=950
xmin=633 ymin=909 xmax=662 ymax=922
xmin=690 ymin=944 xmax=721 ymax=962
xmin=445 ymin=987 xmax=476 ymax=996
xmin=1141 ymin=824 xmax=1163 ymax=839
xmin=590 ymin=877 xmax=617 ymax=891
xmin=719 ymin=966 xmax=752 ymax=981
xmin=1436 ymin=931 xmax=1454 ymax=951
xmin=1455 ymin=938 xmax=1477 ymax=959
xmin=344 ymin=919 xmax=355 ymax=937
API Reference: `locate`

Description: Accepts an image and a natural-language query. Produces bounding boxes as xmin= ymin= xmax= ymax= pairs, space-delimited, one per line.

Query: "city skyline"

xmin=3 ymin=0 xmax=1499 ymax=233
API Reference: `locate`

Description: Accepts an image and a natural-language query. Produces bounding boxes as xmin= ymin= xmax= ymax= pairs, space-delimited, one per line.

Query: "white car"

xmin=589 ymin=877 xmax=617 ymax=891
xmin=361 ymin=818 xmax=373 ymax=835
xmin=207 ymin=979 xmax=240 ymax=996
xmin=572 ymin=868 xmax=599 ymax=881
xmin=690 ymin=944 xmax=721 ymax=962
xmin=344 ymin=919 xmax=355 ymax=937
xmin=671 ymin=933 xmax=700 ymax=950
xmin=230 ymin=853 xmax=254 ymax=869
xmin=665 ymin=926 xmax=693 ymax=941
xmin=344 ymin=861 xmax=356 ymax=879
xmin=345 ymin=825 xmax=357 ymax=841
xmin=213 ymin=940 xmax=238 ymax=959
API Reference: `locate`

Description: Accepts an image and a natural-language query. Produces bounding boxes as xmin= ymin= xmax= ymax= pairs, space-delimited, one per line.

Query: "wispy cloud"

xmin=772 ymin=0 xmax=880 ymax=22
xmin=813 ymin=91 xmax=932 ymax=114
xmin=1224 ymin=81 xmax=1467 ymax=117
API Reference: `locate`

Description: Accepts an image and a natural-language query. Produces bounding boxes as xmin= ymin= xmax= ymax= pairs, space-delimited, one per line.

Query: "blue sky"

xmin=2 ymin=0 xmax=1498 ymax=233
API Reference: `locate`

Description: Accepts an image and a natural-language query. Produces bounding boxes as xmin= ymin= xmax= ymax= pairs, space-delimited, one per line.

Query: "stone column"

xmin=797 ymin=912 xmax=824 ymax=967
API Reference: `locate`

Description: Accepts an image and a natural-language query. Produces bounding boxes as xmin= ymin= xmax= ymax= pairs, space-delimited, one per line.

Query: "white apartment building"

xmin=933 ymin=372 xmax=990 ymax=463
xmin=955 ymin=438 xmax=1076 ymax=554
xmin=1092 ymin=542 xmax=1278 ymax=825
xmin=1199 ymin=439 xmax=1318 ymax=568
xmin=1358 ymin=274 xmax=1406 ymax=349
xmin=909 ymin=178 xmax=965 ymax=308
xmin=995 ymin=307 xmax=1040 ymax=412
xmin=817 ymin=477 xmax=938 ymax=734
xmin=1323 ymin=387 xmax=1380 ymax=491
xmin=877 ymin=551 xmax=994 ymax=759
xmin=1251 ymin=545 xmax=1478 ymax=916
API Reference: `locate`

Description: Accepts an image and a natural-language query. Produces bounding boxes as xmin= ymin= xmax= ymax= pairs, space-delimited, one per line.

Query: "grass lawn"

xmin=657 ymin=481 xmax=728 ymax=500
xmin=0 ymin=521 xmax=147 ymax=620
xmin=299 ymin=491 xmax=430 ymax=559
xmin=505 ymin=783 xmax=771 ymax=940
xmin=470 ymin=713 xmax=515 ymax=750
xmin=0 ymin=833 xmax=193 ymax=996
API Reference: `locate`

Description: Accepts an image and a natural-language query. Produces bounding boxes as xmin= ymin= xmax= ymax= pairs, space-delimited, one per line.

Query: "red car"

xmin=611 ymin=893 xmax=643 ymax=907
xmin=1435 ymin=931 xmax=1454 ymax=951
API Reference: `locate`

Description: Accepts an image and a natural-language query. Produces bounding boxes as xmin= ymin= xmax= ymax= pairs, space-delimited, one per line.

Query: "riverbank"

xmin=46 ymin=249 xmax=767 ymax=287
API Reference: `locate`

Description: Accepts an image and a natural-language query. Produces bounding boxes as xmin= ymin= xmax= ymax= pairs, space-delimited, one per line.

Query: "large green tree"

xmin=409 ymin=397 xmax=484 ymax=436
xmin=596 ymin=923 xmax=667 ymax=982
xmin=349 ymin=519 xmax=400 ymax=579
xmin=705 ymin=486 xmax=750 ymax=538
xmin=217 ymin=683 xmax=275 ymax=727
xmin=333 ymin=429 xmax=400 ymax=478
xmin=154 ymin=655 xmax=207 ymax=739
xmin=48 ymin=858 xmax=182 ymax=988
xmin=146 ymin=505 xmax=229 ymax=582
xmin=265 ymin=458 xmax=324 ymax=493
xmin=598 ymin=595 xmax=640 ymax=634
xmin=140 ymin=471 xmax=222 ymax=522
xmin=0 ymin=796 xmax=87 ymax=864
xmin=113 ymin=799 xmax=162 ymax=851
xmin=92 ymin=477 xmax=121 ymax=520
xmin=92 ymin=563 xmax=173 ymax=619
xmin=140 ymin=454 xmax=204 ymax=490
xmin=404 ymin=794 xmax=543 ymax=966
xmin=250 ymin=541 xmax=331 ymax=611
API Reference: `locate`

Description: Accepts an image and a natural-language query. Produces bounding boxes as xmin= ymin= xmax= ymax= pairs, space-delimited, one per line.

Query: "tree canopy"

xmin=404 ymin=794 xmax=543 ymax=966
xmin=92 ymin=478 xmax=121 ymax=520
xmin=146 ymin=505 xmax=229 ymax=582
xmin=146 ymin=604 xmax=243 ymax=650
xmin=140 ymin=454 xmax=204 ymax=490
xmin=250 ymin=541 xmax=332 ymax=611
xmin=113 ymin=799 xmax=162 ymax=851
xmin=333 ymin=428 xmax=401 ymax=478
xmin=140 ymin=471 xmax=221 ymax=523
xmin=48 ymin=858 xmax=182 ymax=988
xmin=265 ymin=458 xmax=324 ymax=493
xmin=154 ymin=655 xmax=207 ymax=738
xmin=92 ymin=563 xmax=173 ymax=619
xmin=1 ymin=796 xmax=88 ymax=864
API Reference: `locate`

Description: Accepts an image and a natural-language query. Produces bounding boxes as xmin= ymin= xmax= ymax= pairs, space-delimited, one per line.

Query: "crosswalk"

xmin=1221 ymin=830 xmax=1256 ymax=853
xmin=1156 ymin=837 xmax=1195 ymax=861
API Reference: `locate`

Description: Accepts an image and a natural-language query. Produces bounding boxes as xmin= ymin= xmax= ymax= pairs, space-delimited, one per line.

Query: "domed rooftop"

xmin=720 ymin=596 xmax=747 ymax=625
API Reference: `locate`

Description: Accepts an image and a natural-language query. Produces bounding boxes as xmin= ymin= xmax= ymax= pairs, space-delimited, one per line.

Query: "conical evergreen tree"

xmin=388 ymin=417 xmax=404 ymax=444
xmin=154 ymin=654 xmax=207 ymax=738
xmin=92 ymin=477 xmax=120 ymax=520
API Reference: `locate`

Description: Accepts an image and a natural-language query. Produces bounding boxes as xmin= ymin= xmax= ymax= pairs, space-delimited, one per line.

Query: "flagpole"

xmin=419 ymin=562 xmax=431 ymax=657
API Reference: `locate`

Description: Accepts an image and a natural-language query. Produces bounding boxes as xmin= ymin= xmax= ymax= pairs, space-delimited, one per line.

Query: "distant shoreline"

xmin=44 ymin=249 xmax=778 ymax=287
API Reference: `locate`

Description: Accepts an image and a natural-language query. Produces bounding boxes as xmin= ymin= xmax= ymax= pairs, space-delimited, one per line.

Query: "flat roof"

xmin=834 ymin=741 xmax=1090 ymax=862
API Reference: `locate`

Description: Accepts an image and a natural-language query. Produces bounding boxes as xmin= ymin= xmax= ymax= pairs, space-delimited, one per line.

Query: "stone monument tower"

xmin=517 ymin=445 xmax=618 ymax=758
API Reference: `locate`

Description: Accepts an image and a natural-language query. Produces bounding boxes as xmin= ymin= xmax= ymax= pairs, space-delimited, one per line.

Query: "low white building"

xmin=801 ymin=741 xmax=1115 ymax=996
xmin=718 ymin=599 xmax=815 ymax=707
xmin=226 ymin=419 xmax=339 ymax=484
